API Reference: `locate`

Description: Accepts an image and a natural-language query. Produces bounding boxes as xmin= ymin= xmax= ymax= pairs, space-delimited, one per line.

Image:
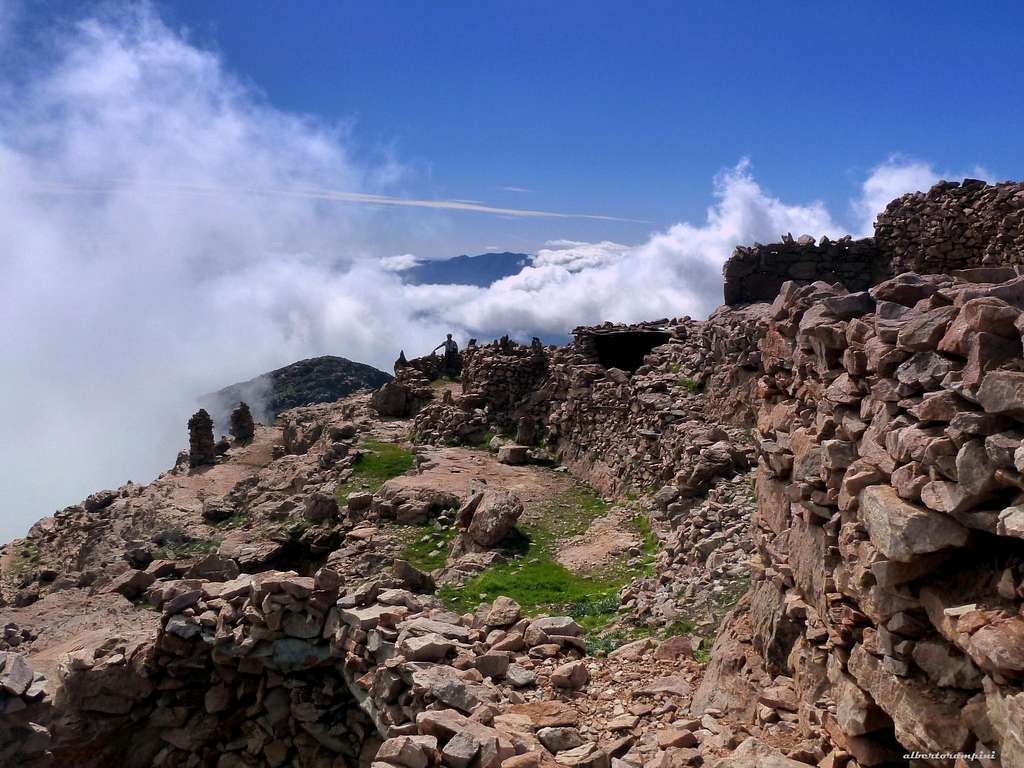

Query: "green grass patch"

xmin=393 ymin=524 xmax=458 ymax=572
xmin=335 ymin=440 xmax=415 ymax=505
xmin=438 ymin=556 xmax=623 ymax=616
xmin=176 ymin=537 xmax=223 ymax=557
xmin=632 ymin=514 xmax=657 ymax=555
xmin=4 ymin=541 xmax=40 ymax=586
xmin=438 ymin=484 xmax=634 ymax=622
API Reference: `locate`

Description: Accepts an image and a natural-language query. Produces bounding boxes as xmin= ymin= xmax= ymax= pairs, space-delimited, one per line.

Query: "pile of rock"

xmin=229 ymin=401 xmax=256 ymax=442
xmin=187 ymin=408 xmax=216 ymax=468
xmin=459 ymin=337 xmax=549 ymax=426
xmin=412 ymin=396 xmax=491 ymax=444
xmin=372 ymin=366 xmax=435 ymax=418
xmin=704 ymin=270 xmax=1024 ymax=765
xmin=0 ymin=651 xmax=49 ymax=766
xmin=877 ymin=179 xmax=1024 ymax=274
xmin=14 ymin=555 xmax=603 ymax=768
xmin=622 ymin=474 xmax=757 ymax=634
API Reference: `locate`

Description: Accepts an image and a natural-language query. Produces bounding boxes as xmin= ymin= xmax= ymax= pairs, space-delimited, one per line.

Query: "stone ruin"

xmin=877 ymin=179 xmax=1024 ymax=274
xmin=721 ymin=179 xmax=1024 ymax=309
xmin=723 ymin=235 xmax=890 ymax=307
xmin=230 ymin=401 xmax=256 ymax=442
xmin=404 ymin=180 xmax=1024 ymax=765
xmin=188 ymin=408 xmax=216 ymax=468
xmin=5 ymin=178 xmax=1024 ymax=768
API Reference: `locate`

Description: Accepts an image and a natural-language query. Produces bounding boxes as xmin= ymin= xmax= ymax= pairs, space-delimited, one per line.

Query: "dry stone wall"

xmin=877 ymin=179 xmax=1024 ymax=274
xmin=699 ymin=271 xmax=1024 ymax=766
xmin=723 ymin=236 xmax=890 ymax=307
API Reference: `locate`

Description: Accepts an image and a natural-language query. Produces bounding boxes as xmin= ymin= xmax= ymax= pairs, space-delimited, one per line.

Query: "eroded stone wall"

xmin=723 ymin=236 xmax=889 ymax=307
xmin=702 ymin=272 xmax=1024 ymax=766
xmin=877 ymin=179 xmax=1024 ymax=274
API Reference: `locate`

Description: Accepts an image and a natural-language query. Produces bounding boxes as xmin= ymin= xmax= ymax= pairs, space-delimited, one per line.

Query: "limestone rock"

xmin=859 ymin=485 xmax=969 ymax=561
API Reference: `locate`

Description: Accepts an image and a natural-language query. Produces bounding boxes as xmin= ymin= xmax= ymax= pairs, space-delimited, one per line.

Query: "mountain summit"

xmin=200 ymin=355 xmax=392 ymax=428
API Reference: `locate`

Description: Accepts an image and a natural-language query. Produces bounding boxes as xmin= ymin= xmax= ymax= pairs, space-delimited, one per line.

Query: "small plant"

xmin=177 ymin=537 xmax=223 ymax=556
xmin=677 ymin=377 xmax=704 ymax=394
xmin=216 ymin=511 xmax=248 ymax=529
xmin=632 ymin=514 xmax=657 ymax=555
xmin=660 ymin=618 xmax=696 ymax=637
xmin=5 ymin=541 xmax=40 ymax=584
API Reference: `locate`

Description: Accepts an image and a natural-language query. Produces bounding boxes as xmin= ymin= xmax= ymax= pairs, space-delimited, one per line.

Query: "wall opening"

xmin=592 ymin=330 xmax=671 ymax=372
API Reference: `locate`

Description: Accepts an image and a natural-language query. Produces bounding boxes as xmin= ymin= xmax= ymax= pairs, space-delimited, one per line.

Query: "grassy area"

xmin=335 ymin=440 xmax=415 ymax=505
xmin=393 ymin=523 xmax=458 ymax=572
xmin=439 ymin=556 xmax=625 ymax=616
xmin=438 ymin=485 xmax=645 ymax=621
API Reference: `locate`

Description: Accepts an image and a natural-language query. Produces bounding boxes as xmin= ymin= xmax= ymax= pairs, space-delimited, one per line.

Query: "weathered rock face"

xmin=228 ymin=400 xmax=255 ymax=442
xmin=187 ymin=408 xmax=215 ymax=468
xmin=697 ymin=270 xmax=1024 ymax=765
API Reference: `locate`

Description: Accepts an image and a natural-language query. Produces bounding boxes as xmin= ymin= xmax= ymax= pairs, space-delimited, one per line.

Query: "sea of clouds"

xmin=0 ymin=4 xmax=986 ymax=539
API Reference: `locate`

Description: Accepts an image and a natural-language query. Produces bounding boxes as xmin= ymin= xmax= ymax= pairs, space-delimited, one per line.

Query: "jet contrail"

xmin=24 ymin=181 xmax=651 ymax=223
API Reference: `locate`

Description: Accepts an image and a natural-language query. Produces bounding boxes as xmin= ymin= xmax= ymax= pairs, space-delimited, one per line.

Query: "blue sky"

xmin=146 ymin=0 xmax=1024 ymax=252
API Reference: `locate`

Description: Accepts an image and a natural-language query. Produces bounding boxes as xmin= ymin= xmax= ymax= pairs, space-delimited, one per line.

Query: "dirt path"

xmin=556 ymin=505 xmax=642 ymax=572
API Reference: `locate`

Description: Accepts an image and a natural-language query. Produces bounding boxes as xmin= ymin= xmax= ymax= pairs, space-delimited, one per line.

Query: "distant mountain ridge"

xmin=402 ymin=251 xmax=529 ymax=287
xmin=200 ymin=355 xmax=392 ymax=430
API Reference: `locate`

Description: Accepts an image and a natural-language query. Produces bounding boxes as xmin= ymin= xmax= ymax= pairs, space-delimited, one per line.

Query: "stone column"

xmin=229 ymin=401 xmax=255 ymax=442
xmin=188 ymin=408 xmax=216 ymax=468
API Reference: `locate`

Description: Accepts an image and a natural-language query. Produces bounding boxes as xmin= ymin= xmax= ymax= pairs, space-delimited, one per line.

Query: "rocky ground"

xmin=6 ymin=179 xmax=1024 ymax=768
xmin=0 ymin=365 xmax=793 ymax=768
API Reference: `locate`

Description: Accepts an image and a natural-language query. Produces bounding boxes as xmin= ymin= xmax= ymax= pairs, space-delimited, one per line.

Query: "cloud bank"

xmin=0 ymin=5 xmax=975 ymax=540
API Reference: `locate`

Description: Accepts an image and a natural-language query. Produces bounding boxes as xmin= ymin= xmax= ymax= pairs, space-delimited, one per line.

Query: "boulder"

xmin=303 ymin=483 xmax=338 ymax=521
xmin=859 ymin=485 xmax=969 ymax=562
xmin=104 ymin=568 xmax=155 ymax=599
xmin=496 ymin=445 xmax=529 ymax=465
xmin=184 ymin=554 xmax=240 ymax=582
xmin=550 ymin=660 xmax=588 ymax=689
xmin=465 ymin=489 xmax=524 ymax=547
xmin=486 ymin=596 xmax=522 ymax=627
xmin=978 ymin=371 xmax=1024 ymax=419
xmin=371 ymin=382 xmax=411 ymax=417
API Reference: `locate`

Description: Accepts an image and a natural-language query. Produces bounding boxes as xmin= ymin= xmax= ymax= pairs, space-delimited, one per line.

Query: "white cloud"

xmin=532 ymin=240 xmax=631 ymax=271
xmin=500 ymin=186 xmax=530 ymax=193
xmin=380 ymin=253 xmax=421 ymax=271
xmin=0 ymin=6 xmax=448 ymax=540
xmin=430 ymin=161 xmax=843 ymax=337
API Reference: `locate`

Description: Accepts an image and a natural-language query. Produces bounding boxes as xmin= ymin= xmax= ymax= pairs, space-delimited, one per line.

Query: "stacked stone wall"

xmin=723 ymin=236 xmax=890 ymax=306
xmin=459 ymin=338 xmax=549 ymax=428
xmin=877 ymin=179 xmax=1024 ymax=274
xmin=696 ymin=272 xmax=1024 ymax=766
